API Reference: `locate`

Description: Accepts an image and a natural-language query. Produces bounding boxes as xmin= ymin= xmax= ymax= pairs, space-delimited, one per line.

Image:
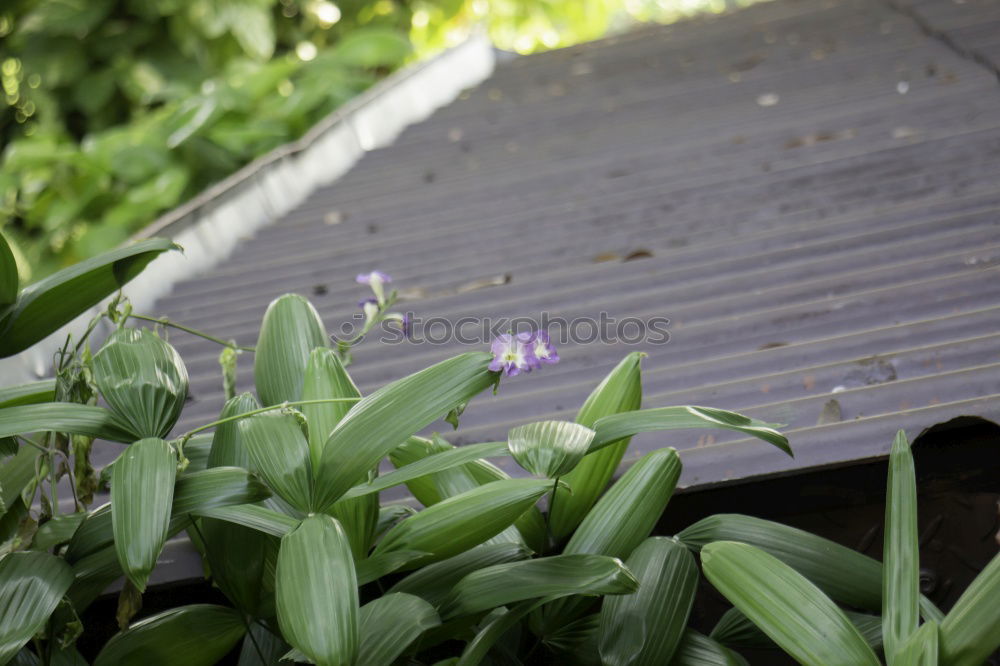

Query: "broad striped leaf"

xmin=896 ymin=620 xmax=939 ymax=666
xmin=92 ymin=328 xmax=189 ymax=439
xmin=171 ymin=466 xmax=270 ymax=514
xmin=543 ymin=447 xmax=682 ymax=629
xmin=508 ymin=420 xmax=595 ymax=478
xmin=439 ymin=554 xmax=638 ymax=620
xmin=276 ymin=515 xmax=358 ymax=666
xmin=194 ymin=503 xmax=299 ymax=537
xmin=0 ymin=381 xmax=55 ymax=409
xmin=181 ymin=433 xmax=213 ymax=474
xmin=342 ymin=441 xmax=509 ymax=500
xmin=239 ymin=410 xmax=313 ymax=512
xmin=374 ymin=479 xmax=552 ymax=567
xmin=591 ymin=406 xmax=790 ymax=456
xmin=678 ymin=514 xmax=942 ymax=620
xmin=199 ymin=515 xmax=279 ymax=617
xmin=0 ymin=403 xmax=133 ymax=442
xmin=207 ymin=392 xmax=259 ymax=469
xmin=389 ymin=542 xmax=532 ymax=607
xmin=701 ymin=541 xmax=879 ymax=666
xmin=313 ymin=352 xmax=496 ymax=511
xmin=31 ymin=513 xmax=86 ymax=551
xmin=671 ymin=630 xmax=749 ymax=666
xmin=356 ymin=550 xmax=428 ymax=585
xmin=0 ymin=446 xmax=37 ymax=514
xmin=0 ymin=551 xmax=75 ymax=664
xmin=357 ymin=594 xmax=440 ymax=666
xmin=457 ymin=599 xmax=549 ymax=666
xmin=111 ymin=437 xmax=177 ymax=591
xmin=599 ymin=537 xmax=698 ymax=666
xmin=254 ymin=294 xmax=328 ymax=407
xmin=94 ymin=604 xmax=245 ymax=666
xmin=0 ymin=231 xmax=18 ymax=308
xmin=939 ymin=550 xmax=1000 ymax=666
xmin=550 ymin=352 xmax=643 ymax=539
xmin=0 ymin=238 xmax=177 ymax=358
xmin=884 ymin=430 xmax=919 ymax=663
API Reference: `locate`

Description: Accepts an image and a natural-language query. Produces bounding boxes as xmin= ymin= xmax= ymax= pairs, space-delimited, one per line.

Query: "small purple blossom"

xmin=527 ymin=330 xmax=559 ymax=368
xmin=489 ymin=333 xmax=535 ymax=376
xmin=358 ymin=297 xmax=379 ymax=320
xmin=355 ymin=270 xmax=392 ymax=285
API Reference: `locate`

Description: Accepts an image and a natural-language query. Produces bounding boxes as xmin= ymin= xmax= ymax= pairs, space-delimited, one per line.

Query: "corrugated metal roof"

xmin=121 ymin=0 xmax=1000 ymax=504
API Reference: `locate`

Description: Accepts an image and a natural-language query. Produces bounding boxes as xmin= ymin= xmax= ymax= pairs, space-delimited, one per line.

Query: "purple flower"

xmin=527 ymin=330 xmax=559 ymax=368
xmin=383 ymin=312 xmax=412 ymax=339
xmin=489 ymin=333 xmax=535 ymax=376
xmin=355 ymin=270 xmax=392 ymax=285
xmin=358 ymin=297 xmax=379 ymax=319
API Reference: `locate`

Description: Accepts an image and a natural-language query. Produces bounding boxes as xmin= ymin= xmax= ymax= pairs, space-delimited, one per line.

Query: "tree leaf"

xmin=93 ymin=604 xmax=245 ymax=666
xmin=883 ymin=430 xmax=919 ymax=663
xmin=440 ymin=553 xmax=638 ymax=620
xmin=550 ymin=353 xmax=643 ymax=539
xmin=373 ymin=478 xmax=552 ymax=568
xmin=193 ymin=503 xmax=299 ymax=537
xmin=0 ymin=403 xmax=133 ymax=442
xmin=254 ymin=294 xmax=328 ymax=407
xmin=507 ymin=420 xmax=595 ymax=478
xmin=207 ymin=392 xmax=259 ymax=468
xmin=0 ymin=381 xmax=56 ymax=409
xmin=331 ymin=28 xmax=412 ymax=68
xmin=896 ymin=621 xmax=938 ymax=666
xmin=276 ymin=515 xmax=358 ymax=666
xmin=357 ymin=594 xmax=440 ymax=666
xmin=111 ymin=437 xmax=177 ymax=591
xmin=92 ymin=327 xmax=189 ymax=439
xmin=700 ymin=541 xmax=880 ymax=666
xmin=0 ymin=238 xmax=177 ymax=357
xmin=590 ymin=406 xmax=790 ymax=456
xmin=678 ymin=513 xmax=941 ymax=619
xmin=671 ymin=630 xmax=749 ymax=666
xmin=939 ymin=549 xmax=1000 ymax=666
xmin=313 ymin=352 xmax=496 ymax=511
xmin=389 ymin=542 xmax=532 ymax=607
xmin=239 ymin=410 xmax=313 ymax=512
xmin=0 ymin=551 xmax=75 ymax=664
xmin=599 ymin=537 xmax=698 ymax=666
xmin=342 ymin=441 xmax=509 ymax=500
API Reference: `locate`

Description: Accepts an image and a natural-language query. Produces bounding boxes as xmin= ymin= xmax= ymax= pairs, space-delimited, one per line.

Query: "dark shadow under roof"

xmin=140 ymin=0 xmax=1000 ymax=498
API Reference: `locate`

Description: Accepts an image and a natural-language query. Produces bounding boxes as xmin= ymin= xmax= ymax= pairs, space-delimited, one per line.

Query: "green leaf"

xmin=671 ymin=630 xmax=749 ymax=666
xmin=896 ymin=621 xmax=939 ymax=666
xmin=302 ymin=348 xmax=359 ymax=469
xmin=193 ymin=503 xmax=298 ymax=537
xmin=357 ymin=594 xmax=440 ymax=666
xmin=93 ymin=604 xmax=246 ymax=666
xmin=356 ymin=550 xmax=428 ymax=586
xmin=239 ymin=411 xmax=313 ymax=512
xmin=0 ymin=551 xmax=75 ymax=664
xmin=374 ymin=478 xmax=552 ymax=567
xmin=0 ymin=239 xmax=177 ymax=357
xmin=845 ymin=611 xmax=885 ymax=650
xmin=276 ymin=515 xmax=358 ymax=666
xmin=440 ymin=553 xmax=638 ymax=620
xmin=32 ymin=513 xmax=86 ymax=551
xmin=171 ymin=466 xmax=270 ymax=514
xmin=92 ymin=327 xmax=189 ymax=439
xmin=0 ymin=381 xmax=56 ymax=409
xmin=591 ymin=406 xmax=790 ymax=456
xmin=508 ymin=420 xmax=595 ymax=478
xmin=0 ymin=403 xmax=134 ymax=442
xmin=208 ymin=392 xmax=260 ymax=468
xmin=200 ymin=515 xmax=279 ymax=617
xmin=254 ymin=294 xmax=328 ymax=407
xmin=678 ymin=514 xmax=941 ymax=619
xmin=884 ymin=430 xmax=919 ymax=663
xmin=599 ymin=537 xmax=698 ymax=666
xmin=0 ymin=232 xmax=18 ymax=308
xmin=331 ymin=28 xmax=412 ymax=68
xmin=313 ymin=352 xmax=496 ymax=511
xmin=181 ymin=433 xmax=213 ymax=474
xmin=700 ymin=541 xmax=880 ymax=666
xmin=111 ymin=437 xmax=177 ymax=591
xmin=0 ymin=446 xmax=37 ymax=514
xmin=939 ymin=549 xmax=1000 ymax=665
xmin=457 ymin=599 xmax=549 ymax=666
xmin=342 ymin=441 xmax=509 ymax=500
xmin=550 ymin=353 xmax=643 ymax=539
xmin=389 ymin=542 xmax=532 ymax=607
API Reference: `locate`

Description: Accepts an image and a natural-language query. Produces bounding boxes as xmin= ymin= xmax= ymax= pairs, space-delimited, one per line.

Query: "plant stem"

xmin=178 ymin=398 xmax=362 ymax=441
xmin=129 ymin=313 xmax=255 ymax=352
xmin=543 ymin=476 xmax=561 ymax=556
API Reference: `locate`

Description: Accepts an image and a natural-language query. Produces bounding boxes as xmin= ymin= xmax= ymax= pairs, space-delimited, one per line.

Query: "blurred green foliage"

xmin=0 ymin=0 xmax=727 ymax=278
